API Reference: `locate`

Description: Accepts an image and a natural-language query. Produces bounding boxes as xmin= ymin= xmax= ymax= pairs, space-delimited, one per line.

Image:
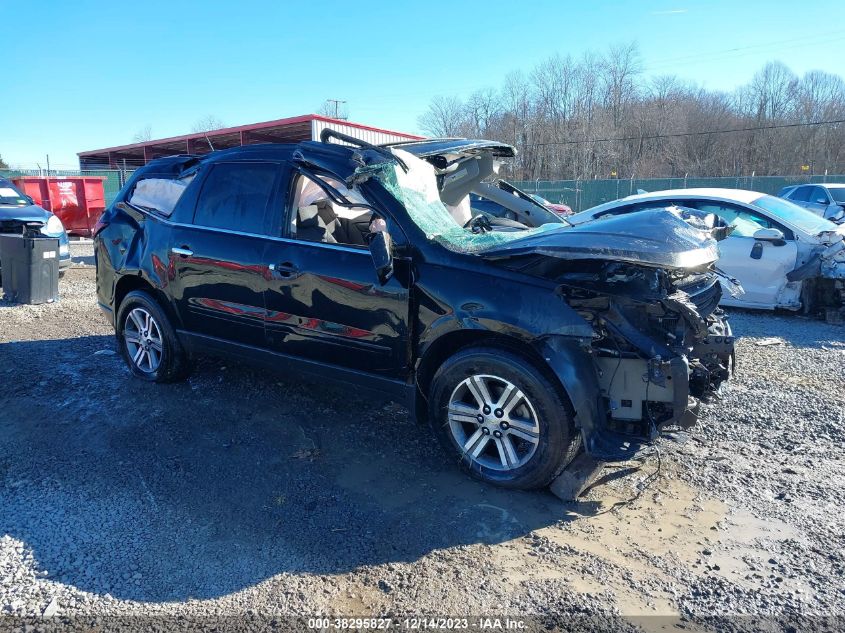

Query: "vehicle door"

xmin=168 ymin=161 xmax=284 ymax=347
xmin=261 ymin=167 xmax=411 ymax=379
xmin=804 ymin=186 xmax=833 ymax=219
xmin=683 ymin=200 xmax=799 ymax=308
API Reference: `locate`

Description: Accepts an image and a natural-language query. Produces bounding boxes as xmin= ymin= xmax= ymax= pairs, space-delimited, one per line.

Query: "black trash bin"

xmin=0 ymin=227 xmax=60 ymax=305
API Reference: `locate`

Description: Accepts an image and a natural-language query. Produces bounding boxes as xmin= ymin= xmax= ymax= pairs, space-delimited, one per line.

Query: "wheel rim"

xmin=123 ymin=307 xmax=163 ymax=373
xmin=447 ymin=374 xmax=540 ymax=472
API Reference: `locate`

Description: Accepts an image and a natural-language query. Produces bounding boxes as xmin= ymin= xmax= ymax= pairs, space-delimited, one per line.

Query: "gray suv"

xmin=779 ymin=183 xmax=845 ymax=223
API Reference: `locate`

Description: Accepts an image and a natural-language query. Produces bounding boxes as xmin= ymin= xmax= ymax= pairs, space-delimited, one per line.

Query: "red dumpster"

xmin=12 ymin=176 xmax=106 ymax=238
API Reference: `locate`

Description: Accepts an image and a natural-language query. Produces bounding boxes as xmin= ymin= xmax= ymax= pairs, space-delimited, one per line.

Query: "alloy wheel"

xmin=123 ymin=307 xmax=163 ymax=373
xmin=447 ymin=374 xmax=540 ymax=471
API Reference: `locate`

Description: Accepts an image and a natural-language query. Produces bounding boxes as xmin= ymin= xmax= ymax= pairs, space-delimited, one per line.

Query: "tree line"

xmin=418 ymin=43 xmax=845 ymax=181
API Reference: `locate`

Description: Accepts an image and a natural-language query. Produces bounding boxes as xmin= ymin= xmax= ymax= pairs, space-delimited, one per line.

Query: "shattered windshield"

xmin=752 ymin=195 xmax=839 ymax=235
xmin=373 ymin=149 xmax=558 ymax=254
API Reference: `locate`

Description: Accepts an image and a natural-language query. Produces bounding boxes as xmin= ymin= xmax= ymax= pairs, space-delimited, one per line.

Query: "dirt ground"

xmin=0 ymin=244 xmax=843 ymax=632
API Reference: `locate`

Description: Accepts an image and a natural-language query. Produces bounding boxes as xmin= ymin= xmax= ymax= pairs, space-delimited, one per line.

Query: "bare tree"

xmin=464 ymin=88 xmax=502 ymax=137
xmin=416 ymin=47 xmax=845 ymax=179
xmin=418 ymin=96 xmax=467 ymax=137
xmin=132 ymin=125 xmax=153 ymax=143
xmin=500 ymin=71 xmax=534 ymax=177
xmin=0 ymin=154 xmax=8 ymax=169
xmin=602 ymin=42 xmax=643 ymax=129
xmin=191 ymin=115 xmax=227 ymax=133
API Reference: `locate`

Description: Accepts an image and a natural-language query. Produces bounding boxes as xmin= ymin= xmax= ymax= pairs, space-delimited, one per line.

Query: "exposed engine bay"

xmin=483 ymin=223 xmax=736 ymax=449
xmin=555 ymin=260 xmax=733 ymax=436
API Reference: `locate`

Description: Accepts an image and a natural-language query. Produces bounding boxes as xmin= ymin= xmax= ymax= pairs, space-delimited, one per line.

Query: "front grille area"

xmin=675 ymin=273 xmax=722 ymax=318
xmin=0 ymin=221 xmax=25 ymax=234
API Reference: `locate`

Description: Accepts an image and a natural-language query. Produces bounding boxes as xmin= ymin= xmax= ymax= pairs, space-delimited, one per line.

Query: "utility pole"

xmin=326 ymin=99 xmax=347 ymax=120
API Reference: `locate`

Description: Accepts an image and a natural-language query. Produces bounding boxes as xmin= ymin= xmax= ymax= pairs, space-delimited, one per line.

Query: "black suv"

xmin=96 ymin=132 xmax=734 ymax=489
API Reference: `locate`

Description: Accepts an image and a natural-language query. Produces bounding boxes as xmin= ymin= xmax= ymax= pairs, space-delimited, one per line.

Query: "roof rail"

xmin=319 ymin=128 xmax=408 ymax=172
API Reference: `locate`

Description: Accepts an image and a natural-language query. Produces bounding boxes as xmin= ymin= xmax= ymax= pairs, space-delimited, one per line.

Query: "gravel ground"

xmin=0 ymin=243 xmax=843 ymax=631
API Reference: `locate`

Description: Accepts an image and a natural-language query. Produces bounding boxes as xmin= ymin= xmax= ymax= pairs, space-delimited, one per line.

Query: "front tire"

xmin=116 ymin=290 xmax=190 ymax=382
xmin=429 ymin=346 xmax=580 ymax=490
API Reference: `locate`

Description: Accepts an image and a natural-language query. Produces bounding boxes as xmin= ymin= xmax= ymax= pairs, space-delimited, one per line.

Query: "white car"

xmin=569 ymin=188 xmax=845 ymax=313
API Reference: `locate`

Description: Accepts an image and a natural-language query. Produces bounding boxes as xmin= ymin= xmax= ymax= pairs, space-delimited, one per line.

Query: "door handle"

xmin=269 ymin=261 xmax=299 ymax=277
xmin=171 ymin=246 xmax=193 ymax=257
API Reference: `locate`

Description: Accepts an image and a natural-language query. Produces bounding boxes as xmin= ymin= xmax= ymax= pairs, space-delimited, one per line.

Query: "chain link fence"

xmin=512 ymin=174 xmax=845 ymax=213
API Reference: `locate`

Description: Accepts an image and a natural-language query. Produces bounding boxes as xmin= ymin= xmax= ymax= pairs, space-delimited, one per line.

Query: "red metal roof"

xmin=78 ymin=114 xmax=423 ymax=168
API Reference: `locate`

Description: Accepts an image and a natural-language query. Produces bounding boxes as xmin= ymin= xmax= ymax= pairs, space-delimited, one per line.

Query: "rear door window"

xmin=192 ymin=162 xmax=280 ymax=234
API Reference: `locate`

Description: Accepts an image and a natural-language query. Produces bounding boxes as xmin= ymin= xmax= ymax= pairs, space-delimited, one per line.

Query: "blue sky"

xmin=3 ymin=0 xmax=844 ymax=167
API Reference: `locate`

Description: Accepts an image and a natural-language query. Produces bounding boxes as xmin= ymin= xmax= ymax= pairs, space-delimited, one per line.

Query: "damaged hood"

xmin=0 ymin=203 xmax=50 ymax=225
xmin=479 ymin=208 xmax=719 ymax=270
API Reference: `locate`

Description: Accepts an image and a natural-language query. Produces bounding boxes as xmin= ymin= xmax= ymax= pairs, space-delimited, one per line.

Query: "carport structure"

xmin=78 ymin=114 xmax=423 ymax=169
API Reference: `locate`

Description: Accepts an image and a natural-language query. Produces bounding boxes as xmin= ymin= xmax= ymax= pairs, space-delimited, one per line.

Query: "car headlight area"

xmin=42 ymin=214 xmax=65 ymax=237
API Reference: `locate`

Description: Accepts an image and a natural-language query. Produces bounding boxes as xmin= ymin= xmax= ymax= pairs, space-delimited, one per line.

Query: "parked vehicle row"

xmin=95 ymin=132 xmax=735 ymax=489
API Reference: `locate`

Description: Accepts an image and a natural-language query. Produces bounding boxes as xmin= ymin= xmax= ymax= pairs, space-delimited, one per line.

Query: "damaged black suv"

xmin=95 ymin=131 xmax=735 ymax=489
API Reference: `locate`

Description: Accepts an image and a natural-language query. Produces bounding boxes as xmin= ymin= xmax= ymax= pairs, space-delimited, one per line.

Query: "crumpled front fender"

xmin=821 ymin=256 xmax=845 ymax=280
xmin=535 ymin=335 xmax=602 ymax=448
xmin=821 ymin=236 xmax=845 ymax=280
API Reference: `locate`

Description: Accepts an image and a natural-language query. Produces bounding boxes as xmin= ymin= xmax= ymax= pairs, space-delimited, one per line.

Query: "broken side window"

xmin=129 ymin=174 xmax=196 ymax=217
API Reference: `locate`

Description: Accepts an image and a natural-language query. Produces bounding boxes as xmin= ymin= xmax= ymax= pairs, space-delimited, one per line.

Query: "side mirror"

xmin=368 ymin=230 xmax=394 ymax=285
xmin=815 ymin=197 xmax=829 ymax=205
xmin=753 ymin=227 xmax=786 ymax=246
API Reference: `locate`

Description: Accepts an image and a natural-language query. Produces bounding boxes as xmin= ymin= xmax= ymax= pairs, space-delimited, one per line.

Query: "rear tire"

xmin=116 ymin=290 xmax=191 ymax=382
xmin=429 ymin=346 xmax=580 ymax=490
